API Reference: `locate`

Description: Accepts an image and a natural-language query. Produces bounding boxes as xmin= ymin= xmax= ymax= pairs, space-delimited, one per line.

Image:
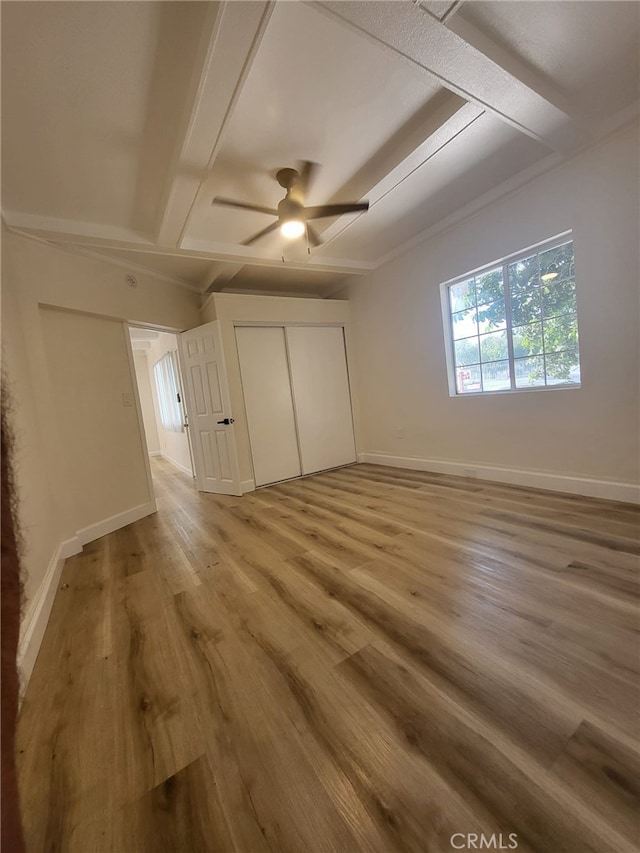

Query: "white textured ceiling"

xmin=2 ymin=0 xmax=638 ymax=298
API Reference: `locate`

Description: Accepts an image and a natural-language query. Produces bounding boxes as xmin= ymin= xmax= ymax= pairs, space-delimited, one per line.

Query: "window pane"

xmin=512 ymin=322 xmax=543 ymax=357
xmin=539 ymin=242 xmax=574 ymax=283
xmin=511 ymin=290 xmax=542 ymax=325
xmin=508 ymin=254 xmax=538 ymax=293
xmin=454 ymin=336 xmax=480 ymax=367
xmin=444 ymin=238 xmax=580 ymax=398
xmin=476 ymin=300 xmax=506 ymax=333
xmin=545 ymin=352 xmax=581 ymax=385
xmin=481 ymin=360 xmax=511 ymax=391
xmin=514 ymin=356 xmax=545 ymax=388
xmin=543 ymin=313 xmax=579 ymax=354
xmin=479 ymin=330 xmax=508 ymax=362
xmin=475 ymin=268 xmax=504 ymax=305
xmin=456 ymin=365 xmax=482 ymax=394
xmin=153 ymin=352 xmax=183 ymax=431
xmin=449 ymin=279 xmax=475 ymax=313
xmin=451 ymin=306 xmax=477 ymax=340
xmin=541 ymin=279 xmax=576 ymax=318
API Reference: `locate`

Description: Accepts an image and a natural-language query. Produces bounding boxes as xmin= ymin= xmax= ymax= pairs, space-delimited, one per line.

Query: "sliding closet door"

xmin=235 ymin=326 xmax=301 ymax=487
xmin=286 ymin=326 xmax=356 ymax=475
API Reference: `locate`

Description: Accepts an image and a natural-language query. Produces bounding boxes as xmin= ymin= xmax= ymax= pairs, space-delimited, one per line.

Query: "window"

xmin=442 ymin=234 xmax=580 ymax=395
xmin=153 ymin=352 xmax=183 ymax=431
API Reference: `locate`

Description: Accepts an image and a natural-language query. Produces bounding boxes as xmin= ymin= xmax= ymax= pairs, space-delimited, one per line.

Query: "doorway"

xmin=128 ymin=327 xmax=194 ymax=495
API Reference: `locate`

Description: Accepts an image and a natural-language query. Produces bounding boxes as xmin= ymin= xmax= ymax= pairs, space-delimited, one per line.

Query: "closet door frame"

xmin=233 ymin=321 xmax=358 ymax=487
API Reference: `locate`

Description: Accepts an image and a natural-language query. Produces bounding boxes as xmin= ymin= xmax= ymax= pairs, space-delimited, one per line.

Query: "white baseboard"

xmin=75 ymin=500 xmax=157 ymax=546
xmin=17 ymin=536 xmax=81 ymax=689
xmin=241 ymin=479 xmax=256 ymax=494
xmin=17 ymin=500 xmax=157 ymax=693
xmin=160 ymin=453 xmax=193 ymax=477
xmin=149 ymin=450 xmax=162 ymax=457
xmin=357 ymin=452 xmax=640 ymax=504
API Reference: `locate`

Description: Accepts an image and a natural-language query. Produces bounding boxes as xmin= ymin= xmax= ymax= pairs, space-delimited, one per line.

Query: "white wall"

xmin=40 ymin=307 xmax=153 ymax=533
xmin=132 ymin=349 xmax=161 ymax=454
xmin=146 ymin=332 xmax=193 ymax=476
xmin=2 ymin=277 xmax=63 ymax=616
xmin=204 ymin=293 xmax=354 ymax=487
xmin=343 ymin=122 xmax=640 ymax=500
xmin=2 ymin=231 xmax=200 ymax=683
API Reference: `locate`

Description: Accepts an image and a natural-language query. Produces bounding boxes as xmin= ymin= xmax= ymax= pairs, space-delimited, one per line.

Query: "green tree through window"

xmin=446 ymin=238 xmax=580 ymax=394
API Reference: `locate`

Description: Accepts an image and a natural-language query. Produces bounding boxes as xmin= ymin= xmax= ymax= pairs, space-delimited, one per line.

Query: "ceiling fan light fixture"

xmin=212 ymin=161 xmax=369 ymax=247
xmin=280 ymin=218 xmax=305 ymax=239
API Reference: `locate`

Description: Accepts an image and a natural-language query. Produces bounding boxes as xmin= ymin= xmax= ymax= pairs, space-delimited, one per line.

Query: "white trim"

xmin=358 ymin=453 xmax=640 ymax=504
xmin=124 ymin=322 xmax=158 ymax=510
xmin=240 ymin=479 xmax=256 ymax=494
xmin=75 ymin=501 xmax=156 ymax=545
xmin=17 ymin=536 xmax=82 ymax=689
xmin=149 ymin=450 xmax=162 ymax=457
xmin=160 ymin=452 xmax=193 ymax=478
xmin=17 ymin=498 xmax=156 ymax=692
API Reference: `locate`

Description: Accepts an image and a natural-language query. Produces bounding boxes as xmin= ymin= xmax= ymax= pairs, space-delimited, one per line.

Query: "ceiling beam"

xmin=203 ymin=263 xmax=245 ymax=294
xmin=4 ymin=211 xmax=373 ymax=276
xmin=316 ymin=1 xmax=587 ymax=153
xmin=180 ymin=236 xmax=374 ymax=275
xmin=443 ymin=10 xmax=576 ymax=119
xmin=3 ymin=212 xmax=153 ymax=248
xmin=154 ymin=1 xmax=275 ymax=248
xmin=317 ymin=97 xmax=484 ymax=247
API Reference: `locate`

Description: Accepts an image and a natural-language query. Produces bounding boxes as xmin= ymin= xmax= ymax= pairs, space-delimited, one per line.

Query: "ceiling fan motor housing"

xmin=278 ymin=195 xmax=304 ymax=223
xmin=276 ymin=167 xmax=299 ymax=190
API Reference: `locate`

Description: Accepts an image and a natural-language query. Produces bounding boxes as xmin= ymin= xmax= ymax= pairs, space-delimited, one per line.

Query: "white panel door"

xmin=179 ymin=322 xmax=242 ymax=495
xmin=286 ymin=326 xmax=357 ymax=475
xmin=236 ymin=326 xmax=301 ymax=487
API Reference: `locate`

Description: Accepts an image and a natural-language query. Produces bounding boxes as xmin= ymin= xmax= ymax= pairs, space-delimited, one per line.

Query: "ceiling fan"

xmin=211 ymin=161 xmax=369 ymax=249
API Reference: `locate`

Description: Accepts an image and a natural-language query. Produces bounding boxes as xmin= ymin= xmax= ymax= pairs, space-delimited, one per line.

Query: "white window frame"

xmin=440 ymin=231 xmax=581 ymax=397
xmin=153 ymin=351 xmax=184 ymax=432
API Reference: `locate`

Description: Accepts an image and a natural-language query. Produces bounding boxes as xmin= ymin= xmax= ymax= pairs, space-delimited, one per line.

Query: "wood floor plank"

xmin=549 ymin=720 xmax=640 ymax=845
xmin=337 ymin=641 xmax=634 ymax=853
xmin=118 ymin=755 xmax=235 ymax=853
xmin=16 ymin=457 xmax=640 ymax=852
xmin=173 ymin=583 xmax=369 ymax=853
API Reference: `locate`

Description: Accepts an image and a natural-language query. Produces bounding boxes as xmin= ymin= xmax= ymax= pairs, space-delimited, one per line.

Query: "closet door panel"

xmin=286 ymin=326 xmax=356 ymax=475
xmin=236 ymin=327 xmax=301 ymax=487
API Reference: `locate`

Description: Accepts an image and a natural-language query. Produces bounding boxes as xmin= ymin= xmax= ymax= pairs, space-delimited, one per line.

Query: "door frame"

xmin=125 ymin=322 xmax=196 ymax=492
xmin=123 ymin=322 xmax=157 ymax=512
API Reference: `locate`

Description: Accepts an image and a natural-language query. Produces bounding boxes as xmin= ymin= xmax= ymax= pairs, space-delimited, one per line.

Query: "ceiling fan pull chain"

xmin=305 ymin=221 xmax=311 ymax=255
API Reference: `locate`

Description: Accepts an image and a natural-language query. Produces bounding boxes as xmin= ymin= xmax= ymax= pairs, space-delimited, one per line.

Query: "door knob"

xmin=216 ymin=417 xmax=234 ymax=425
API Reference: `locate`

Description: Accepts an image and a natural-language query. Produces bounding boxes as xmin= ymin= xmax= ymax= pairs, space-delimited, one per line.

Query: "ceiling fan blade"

xmin=241 ymin=220 xmax=280 ymax=246
xmin=296 ymin=160 xmax=319 ymax=201
xmin=304 ymin=202 xmax=369 ymax=220
xmin=306 ymin=223 xmax=323 ymax=247
xmin=212 ymin=197 xmax=278 ymax=217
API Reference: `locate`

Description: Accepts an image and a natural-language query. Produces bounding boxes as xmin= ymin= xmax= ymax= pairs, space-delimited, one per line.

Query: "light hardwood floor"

xmin=17 ymin=459 xmax=640 ymax=852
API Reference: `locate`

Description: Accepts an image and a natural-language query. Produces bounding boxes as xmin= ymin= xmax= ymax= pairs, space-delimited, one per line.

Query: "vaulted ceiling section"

xmin=2 ymin=1 xmax=638 ymax=297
